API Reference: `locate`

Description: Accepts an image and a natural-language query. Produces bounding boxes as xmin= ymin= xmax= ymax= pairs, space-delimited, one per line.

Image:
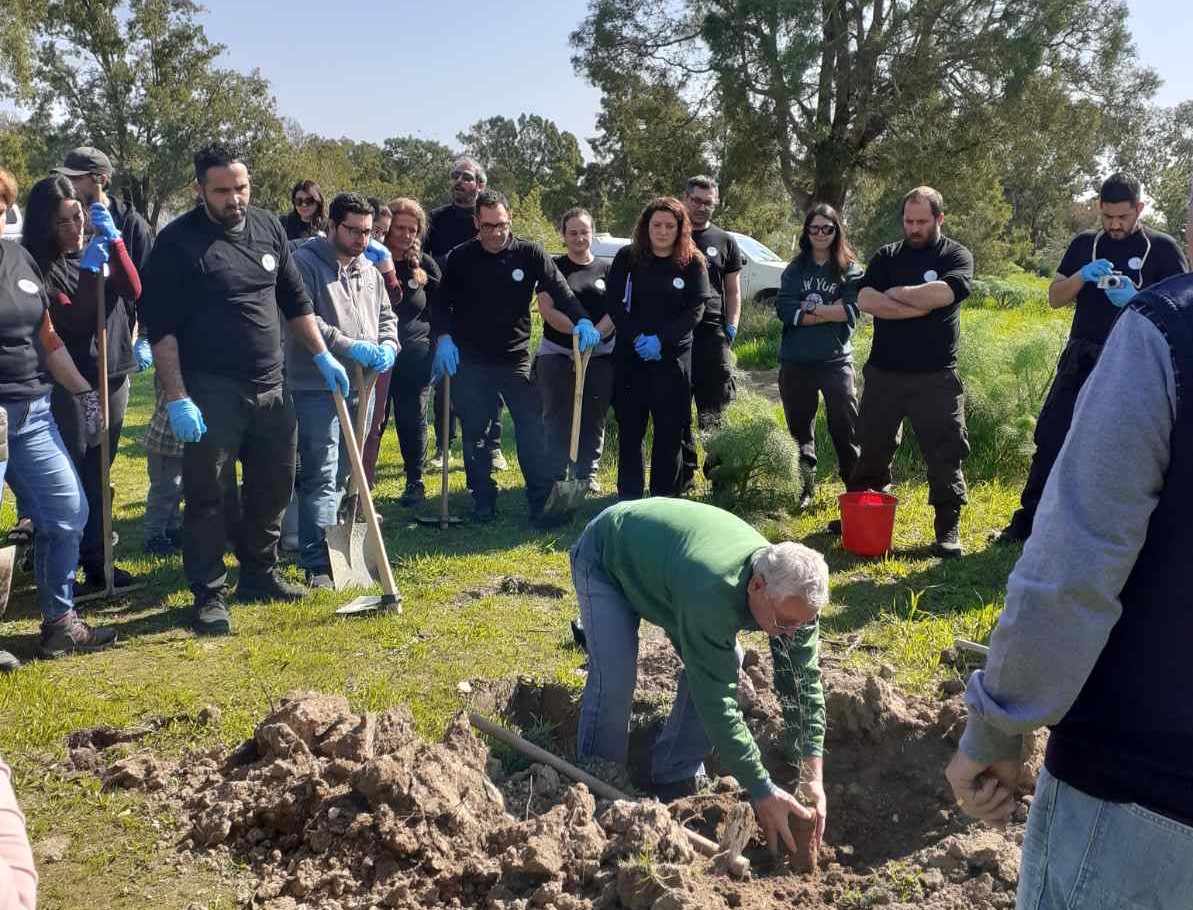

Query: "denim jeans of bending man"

xmin=1016 ymin=768 xmax=1193 ymax=910
xmin=0 ymin=394 xmax=87 ymax=623
xmin=570 ymin=527 xmax=743 ymax=786
xmin=294 ymin=388 xmax=372 ymax=575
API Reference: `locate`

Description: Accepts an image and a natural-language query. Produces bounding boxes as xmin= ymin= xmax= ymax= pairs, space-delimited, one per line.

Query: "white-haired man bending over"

xmin=570 ymin=498 xmax=829 ymax=858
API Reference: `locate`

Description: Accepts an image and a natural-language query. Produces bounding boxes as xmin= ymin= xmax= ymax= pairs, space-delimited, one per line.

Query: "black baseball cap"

xmin=53 ymin=147 xmax=113 ymax=178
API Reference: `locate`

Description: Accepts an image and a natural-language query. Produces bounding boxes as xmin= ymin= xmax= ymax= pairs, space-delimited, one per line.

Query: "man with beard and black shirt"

xmin=431 ymin=189 xmax=586 ymax=525
xmin=995 ymin=173 xmax=1186 ymax=544
xmin=845 ymin=187 xmax=975 ymax=557
xmin=680 ymin=176 xmax=742 ymax=485
xmin=141 ymin=143 xmax=350 ymax=636
xmin=426 ymin=157 xmax=505 ymax=471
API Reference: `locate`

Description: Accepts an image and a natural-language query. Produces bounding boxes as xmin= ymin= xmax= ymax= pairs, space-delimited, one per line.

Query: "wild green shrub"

xmin=703 ymin=393 xmax=801 ymax=514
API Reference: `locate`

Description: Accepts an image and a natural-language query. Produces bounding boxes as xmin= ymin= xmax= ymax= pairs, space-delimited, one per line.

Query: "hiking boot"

xmin=653 ymin=775 xmax=708 ymax=803
xmin=490 ymin=449 xmax=509 ymax=472
xmin=0 ymin=650 xmax=20 ymax=673
xmin=427 ymin=450 xmax=446 ymax=471
xmin=235 ymin=569 xmax=306 ymax=603
xmin=193 ymin=591 xmax=231 ymax=636
xmin=143 ymin=534 xmax=179 ymax=557
xmin=5 ymin=518 xmax=33 ymax=547
xmin=933 ymin=507 xmax=963 ymax=559
xmin=305 ymin=571 xmax=334 ymax=591
xmin=78 ymin=564 xmax=139 ymax=592
xmin=399 ymin=482 xmax=426 ymax=506
xmin=37 ymin=612 xmax=117 ymax=659
xmin=990 ymin=522 xmax=1028 ymax=546
xmin=471 ymin=502 xmax=496 ymax=523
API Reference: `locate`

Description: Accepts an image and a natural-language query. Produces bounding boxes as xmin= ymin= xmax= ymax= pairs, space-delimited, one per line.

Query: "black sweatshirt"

xmin=0 ymin=242 xmax=53 ymax=401
xmin=433 ymin=235 xmax=583 ymax=365
xmin=141 ymin=205 xmax=314 ymax=386
xmin=605 ymin=246 xmax=711 ymax=360
xmin=426 ymin=203 xmax=478 ymax=266
xmin=394 ymin=253 xmax=441 ymax=351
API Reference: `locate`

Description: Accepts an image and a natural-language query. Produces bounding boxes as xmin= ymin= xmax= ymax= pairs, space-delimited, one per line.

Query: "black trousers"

xmin=388 ymin=344 xmax=432 ymax=486
xmin=434 ymin=374 xmax=502 ymax=452
xmin=777 ymin=359 xmax=860 ymax=483
xmin=453 ymin=355 xmax=552 ymax=510
xmin=535 ymin=352 xmax=615 ymax=482
xmin=613 ymin=354 xmax=692 ymax=500
xmin=182 ymin=372 xmax=296 ymax=597
xmin=1005 ymin=338 xmax=1102 ymax=538
xmin=848 ymin=364 xmax=970 ymax=510
xmin=50 ymin=375 xmax=129 ymax=571
xmin=681 ymin=322 xmax=735 ymax=482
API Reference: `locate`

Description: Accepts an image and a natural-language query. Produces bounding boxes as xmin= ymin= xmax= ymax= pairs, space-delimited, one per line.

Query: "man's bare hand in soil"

xmin=945 ymin=752 xmax=1019 ymax=827
xmin=754 ymin=788 xmax=813 ymax=856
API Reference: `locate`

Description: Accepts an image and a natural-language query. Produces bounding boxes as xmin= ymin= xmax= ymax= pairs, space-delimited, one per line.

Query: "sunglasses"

xmin=807 ymin=224 xmax=837 ymax=236
xmin=294 ymin=196 xmax=317 ymax=207
xmin=451 ymin=171 xmax=478 ymax=183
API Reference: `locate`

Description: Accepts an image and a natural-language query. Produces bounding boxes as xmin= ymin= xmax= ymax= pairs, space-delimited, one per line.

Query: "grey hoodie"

xmin=287 ymin=238 xmax=399 ymax=392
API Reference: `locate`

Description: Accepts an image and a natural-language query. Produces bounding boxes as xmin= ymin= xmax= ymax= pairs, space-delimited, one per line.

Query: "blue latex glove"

xmin=166 ymin=397 xmax=207 ymax=443
xmin=572 ymin=318 xmax=601 ymax=352
xmin=726 ymin=324 xmax=737 ymax=344
xmin=1106 ymin=283 xmax=1138 ymax=308
xmin=1079 ymin=259 xmax=1114 ymax=283
xmin=80 ymin=237 xmax=109 ymax=274
xmin=313 ymin=350 xmax=350 ymax=396
xmin=364 ymin=239 xmax=392 ymax=266
xmin=634 ymin=334 xmax=662 ymax=361
xmin=89 ymin=203 xmax=120 ymax=241
xmin=346 ymin=340 xmax=376 ymax=367
xmin=372 ymin=343 xmax=396 ymax=373
xmin=134 ymin=337 xmax=154 ymax=372
xmin=431 ymin=335 xmax=459 ymax=381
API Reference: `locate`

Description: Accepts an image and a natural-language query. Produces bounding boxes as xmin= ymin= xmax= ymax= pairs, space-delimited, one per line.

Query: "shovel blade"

xmin=335 ymin=593 xmax=403 ymax=616
xmin=0 ymin=546 xmax=14 ymax=618
xmin=324 ymin=521 xmax=375 ymax=591
xmin=541 ymin=479 xmax=586 ymax=520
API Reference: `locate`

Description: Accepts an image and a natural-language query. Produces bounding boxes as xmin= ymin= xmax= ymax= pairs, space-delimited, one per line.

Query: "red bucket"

xmin=838 ymin=491 xmax=898 ymax=557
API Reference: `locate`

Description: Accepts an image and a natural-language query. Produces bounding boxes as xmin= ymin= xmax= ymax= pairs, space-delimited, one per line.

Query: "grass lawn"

xmin=0 ymin=282 xmax=1071 ymax=908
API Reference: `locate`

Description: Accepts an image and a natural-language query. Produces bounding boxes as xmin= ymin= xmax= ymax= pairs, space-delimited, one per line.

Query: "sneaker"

xmin=235 ymin=569 xmax=306 ymax=603
xmin=78 ymin=564 xmax=139 ymax=592
xmin=583 ymin=477 xmax=602 ymax=495
xmin=933 ymin=507 xmax=963 ymax=559
xmin=471 ymin=502 xmax=496 ymax=523
xmin=193 ymin=591 xmax=231 ymax=636
xmin=427 ymin=451 xmax=446 ymax=471
xmin=143 ymin=534 xmax=179 ymax=557
xmin=399 ymin=482 xmax=426 ymax=506
xmin=305 ymin=571 xmax=334 ymax=590
xmin=490 ymin=449 xmax=509 ymax=472
xmin=0 ymin=650 xmax=20 ymax=673
xmin=37 ymin=613 xmax=117 ymax=659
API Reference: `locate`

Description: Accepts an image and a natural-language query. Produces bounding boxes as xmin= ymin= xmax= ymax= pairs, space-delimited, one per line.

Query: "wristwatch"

xmin=801 ymin=298 xmax=818 ymax=314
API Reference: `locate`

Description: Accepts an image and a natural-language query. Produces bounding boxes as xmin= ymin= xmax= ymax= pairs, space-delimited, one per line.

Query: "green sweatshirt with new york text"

xmin=590 ymin=499 xmax=825 ymax=800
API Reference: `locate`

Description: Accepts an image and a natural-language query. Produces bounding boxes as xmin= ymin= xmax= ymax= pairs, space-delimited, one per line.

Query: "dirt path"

xmin=737 ymin=369 xmax=781 ymax=403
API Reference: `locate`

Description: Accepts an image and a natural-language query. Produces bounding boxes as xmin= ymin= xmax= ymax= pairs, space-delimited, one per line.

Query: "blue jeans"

xmin=0 ymin=394 xmax=87 ymax=622
xmin=570 ymin=525 xmax=742 ymax=786
xmin=293 ymin=389 xmax=370 ymax=575
xmin=1018 ymin=768 xmax=1193 ymax=910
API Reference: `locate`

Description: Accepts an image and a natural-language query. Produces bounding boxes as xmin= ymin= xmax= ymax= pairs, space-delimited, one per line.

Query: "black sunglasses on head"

xmin=807 ymin=224 xmax=837 ymax=236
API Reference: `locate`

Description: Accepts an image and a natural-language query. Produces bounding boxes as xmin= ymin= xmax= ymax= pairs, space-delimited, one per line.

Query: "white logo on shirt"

xmin=594 ymin=278 xmax=606 ymax=291
xmin=706 ymin=246 xmax=718 ymax=258
xmin=806 ymin=293 xmax=824 ymax=307
xmin=923 ymin=269 xmax=939 ymax=282
xmin=673 ymin=277 xmax=685 ymax=290
xmin=512 ymin=268 xmax=525 ymax=282
xmin=408 ymin=278 xmax=420 ymax=289
xmin=17 ymin=279 xmax=38 ymax=295
xmin=261 ymin=253 xmax=277 ymax=272
xmin=1128 ymin=256 xmax=1144 ymax=270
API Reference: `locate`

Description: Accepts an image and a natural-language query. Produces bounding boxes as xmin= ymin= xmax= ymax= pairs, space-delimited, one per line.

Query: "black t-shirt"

xmin=1058 ymin=227 xmax=1187 ymax=344
xmin=691 ymin=224 xmax=743 ymax=324
xmin=425 ymin=203 xmax=477 ymax=266
xmin=0 ymin=242 xmax=52 ymax=402
xmin=544 ymin=255 xmax=611 ymax=349
xmin=605 ymin=246 xmax=712 ymax=361
xmin=141 ymin=206 xmax=314 ymax=386
xmin=433 ymin=235 xmax=583 ymax=364
xmin=859 ymin=235 xmax=975 ymax=373
xmin=394 ymin=253 xmax=441 ymax=351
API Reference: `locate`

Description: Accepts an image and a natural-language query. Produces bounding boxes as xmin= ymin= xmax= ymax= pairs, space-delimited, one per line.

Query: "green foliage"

xmin=703 ymin=392 xmax=802 ymax=514
xmin=509 ymin=186 xmax=562 ymax=252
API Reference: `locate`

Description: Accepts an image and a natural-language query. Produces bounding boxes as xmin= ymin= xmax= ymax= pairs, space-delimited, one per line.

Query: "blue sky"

xmin=82 ymin=0 xmax=1193 ymax=156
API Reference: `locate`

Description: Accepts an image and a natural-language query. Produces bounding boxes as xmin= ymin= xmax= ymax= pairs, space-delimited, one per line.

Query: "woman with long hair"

xmin=23 ymin=174 xmax=143 ymax=591
xmin=774 ymin=203 xmax=864 ymax=506
xmin=606 ymin=197 xmax=712 ymax=499
xmin=360 ymin=197 xmax=441 ymax=503
xmin=281 ymin=180 xmax=326 ymax=241
xmin=0 ymin=169 xmax=116 ymax=668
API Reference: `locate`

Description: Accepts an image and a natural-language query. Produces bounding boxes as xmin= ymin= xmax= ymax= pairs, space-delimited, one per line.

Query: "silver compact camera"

xmin=1097 ymin=272 xmax=1134 ymax=291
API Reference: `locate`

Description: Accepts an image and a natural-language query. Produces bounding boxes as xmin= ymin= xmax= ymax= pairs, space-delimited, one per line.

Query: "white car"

xmin=591 ymin=231 xmax=790 ymax=304
xmin=1 ymin=202 xmax=21 ymax=244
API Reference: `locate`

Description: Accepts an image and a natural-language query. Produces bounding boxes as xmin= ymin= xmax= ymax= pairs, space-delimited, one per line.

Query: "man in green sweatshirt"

xmin=570 ymin=498 xmax=829 ymax=857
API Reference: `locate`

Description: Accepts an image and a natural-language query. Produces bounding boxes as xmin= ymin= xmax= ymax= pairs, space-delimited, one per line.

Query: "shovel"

xmin=417 ymin=372 xmax=463 ymax=529
xmin=330 ymin=385 xmax=402 ymax=616
xmin=325 ymin=366 xmax=378 ymax=591
xmin=540 ymin=335 xmax=592 ymax=521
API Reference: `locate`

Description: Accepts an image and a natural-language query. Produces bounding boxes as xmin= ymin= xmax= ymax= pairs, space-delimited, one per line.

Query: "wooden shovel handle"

xmin=568 ymin=335 xmax=592 ymax=466
xmin=440 ymin=373 xmax=451 ymax=527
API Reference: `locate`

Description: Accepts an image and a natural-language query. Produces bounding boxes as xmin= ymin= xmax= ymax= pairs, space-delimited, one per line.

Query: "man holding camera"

xmin=996 ymin=173 xmax=1186 ymax=544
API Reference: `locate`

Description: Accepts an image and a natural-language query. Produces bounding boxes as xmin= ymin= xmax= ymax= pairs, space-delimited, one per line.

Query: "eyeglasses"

xmin=338 ymin=224 xmax=371 ymax=239
xmin=807 ymin=224 xmax=837 ymax=236
xmin=478 ymin=221 xmax=510 ymax=233
xmin=294 ymin=196 xmax=317 ymax=207
xmin=451 ymin=171 xmax=478 ymax=183
xmin=688 ymin=197 xmax=716 ymax=209
xmin=766 ymin=592 xmax=812 ymax=636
